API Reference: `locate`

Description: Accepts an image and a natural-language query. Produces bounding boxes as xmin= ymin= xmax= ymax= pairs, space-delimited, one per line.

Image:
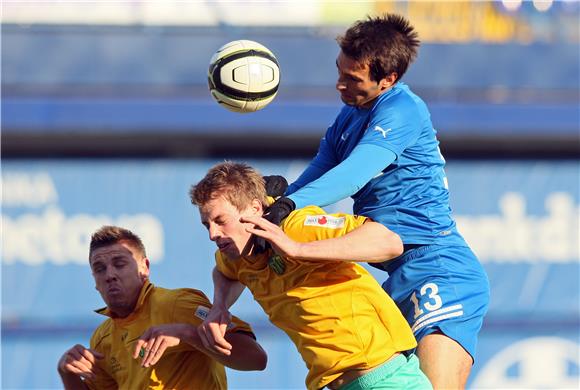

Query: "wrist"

xmin=293 ymin=242 xmax=306 ymax=260
xmin=181 ymin=324 xmax=200 ymax=347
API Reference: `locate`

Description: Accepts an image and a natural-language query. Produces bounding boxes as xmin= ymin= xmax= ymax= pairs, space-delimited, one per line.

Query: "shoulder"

xmin=328 ymin=105 xmax=356 ymax=132
xmin=374 ymin=83 xmax=425 ymax=119
xmin=151 ymin=285 xmax=211 ymax=308
xmin=282 ymin=206 xmax=367 ymax=241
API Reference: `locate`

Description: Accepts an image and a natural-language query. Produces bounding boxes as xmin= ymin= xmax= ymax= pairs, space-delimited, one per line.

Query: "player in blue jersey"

xmin=258 ymin=14 xmax=490 ymax=389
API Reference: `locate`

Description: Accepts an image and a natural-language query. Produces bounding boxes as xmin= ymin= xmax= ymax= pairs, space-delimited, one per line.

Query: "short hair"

xmin=190 ymin=161 xmax=267 ymax=211
xmin=337 ymin=13 xmax=420 ymax=82
xmin=89 ymin=225 xmax=147 ymax=258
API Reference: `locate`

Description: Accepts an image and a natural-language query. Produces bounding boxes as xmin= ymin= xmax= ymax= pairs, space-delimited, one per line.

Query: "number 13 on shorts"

xmin=410 ymin=282 xmax=442 ymax=318
xmin=409 ymin=282 xmax=464 ymax=334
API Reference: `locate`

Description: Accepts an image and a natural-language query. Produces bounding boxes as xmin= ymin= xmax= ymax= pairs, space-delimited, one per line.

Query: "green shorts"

xmin=339 ymin=354 xmax=432 ymax=390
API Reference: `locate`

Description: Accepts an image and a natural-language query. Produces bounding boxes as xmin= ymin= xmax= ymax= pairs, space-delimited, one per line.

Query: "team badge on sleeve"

xmin=268 ymin=254 xmax=286 ymax=275
xmin=304 ymin=215 xmax=345 ymax=229
xmin=195 ymin=305 xmax=233 ymax=329
xmin=195 ymin=306 xmax=210 ymax=321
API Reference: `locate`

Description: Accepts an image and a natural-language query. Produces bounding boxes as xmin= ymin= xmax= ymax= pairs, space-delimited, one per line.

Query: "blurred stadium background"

xmin=2 ymin=1 xmax=579 ymax=389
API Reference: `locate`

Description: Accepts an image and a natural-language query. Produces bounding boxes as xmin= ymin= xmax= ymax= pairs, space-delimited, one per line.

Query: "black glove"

xmin=263 ymin=175 xmax=288 ymax=198
xmin=252 ymin=197 xmax=296 ymax=254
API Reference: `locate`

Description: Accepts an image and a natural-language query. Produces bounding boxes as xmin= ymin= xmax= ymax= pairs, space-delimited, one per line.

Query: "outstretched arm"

xmin=242 ymin=215 xmax=403 ymax=263
xmin=196 ymin=268 xmax=245 ymax=355
xmin=134 ymin=323 xmax=267 ymax=371
xmin=287 ymin=144 xmax=397 ymax=209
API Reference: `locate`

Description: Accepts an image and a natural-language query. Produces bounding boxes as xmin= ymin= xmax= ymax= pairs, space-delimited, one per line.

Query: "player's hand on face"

xmin=58 ymin=344 xmax=104 ymax=380
xmin=133 ymin=324 xmax=185 ymax=367
xmin=242 ymin=215 xmax=300 ymax=259
xmin=252 ymin=197 xmax=295 ymax=254
xmin=197 ymin=306 xmax=233 ymax=356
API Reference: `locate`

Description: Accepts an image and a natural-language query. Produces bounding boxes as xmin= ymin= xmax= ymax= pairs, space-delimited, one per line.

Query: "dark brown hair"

xmin=89 ymin=225 xmax=146 ymax=258
xmin=337 ymin=13 xmax=420 ymax=82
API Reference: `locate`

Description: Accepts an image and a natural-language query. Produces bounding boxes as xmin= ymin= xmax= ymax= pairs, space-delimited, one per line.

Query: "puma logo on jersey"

xmin=373 ymin=125 xmax=392 ymax=138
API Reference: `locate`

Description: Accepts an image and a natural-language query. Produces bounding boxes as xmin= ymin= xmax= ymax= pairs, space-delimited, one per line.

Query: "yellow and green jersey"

xmin=86 ymin=281 xmax=254 ymax=390
xmin=215 ymin=206 xmax=416 ymax=390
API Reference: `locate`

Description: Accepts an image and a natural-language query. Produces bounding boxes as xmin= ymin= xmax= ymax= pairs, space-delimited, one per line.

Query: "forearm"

xmin=286 ymin=157 xmax=333 ymax=196
xmin=288 ymin=145 xmax=397 ymax=209
xmin=180 ymin=325 xmax=266 ymax=371
xmin=212 ymin=267 xmax=245 ymax=309
xmin=294 ymin=222 xmax=403 ymax=263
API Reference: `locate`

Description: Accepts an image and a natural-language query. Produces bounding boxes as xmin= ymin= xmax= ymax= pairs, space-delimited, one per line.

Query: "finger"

xmin=198 ymin=324 xmax=232 ymax=355
xmin=143 ymin=336 xmax=165 ymax=367
xmin=208 ymin=330 xmax=233 ymax=355
xmin=140 ymin=339 xmax=154 ymax=366
xmin=65 ymin=360 xmax=96 ymax=380
xmin=133 ymin=339 xmax=147 ymax=359
xmin=208 ymin=322 xmax=233 ymax=350
xmin=245 ymin=225 xmax=271 ymax=239
xmin=197 ymin=324 xmax=212 ymax=350
xmin=145 ymin=339 xmax=167 ymax=367
xmin=88 ymin=348 xmax=105 ymax=360
xmin=240 ymin=215 xmax=273 ymax=229
xmin=68 ymin=349 xmax=94 ymax=371
xmin=80 ymin=348 xmax=99 ymax=365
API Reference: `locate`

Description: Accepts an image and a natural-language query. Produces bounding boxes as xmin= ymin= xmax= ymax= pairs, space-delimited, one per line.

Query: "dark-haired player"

xmin=264 ymin=14 xmax=490 ymax=389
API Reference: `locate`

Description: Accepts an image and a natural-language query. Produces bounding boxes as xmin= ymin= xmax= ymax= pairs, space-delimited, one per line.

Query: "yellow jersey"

xmin=86 ymin=280 xmax=254 ymax=390
xmin=215 ymin=206 xmax=416 ymax=390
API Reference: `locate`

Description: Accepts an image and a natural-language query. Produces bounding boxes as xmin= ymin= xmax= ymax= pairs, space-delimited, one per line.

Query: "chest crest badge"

xmin=268 ymin=254 xmax=286 ymax=275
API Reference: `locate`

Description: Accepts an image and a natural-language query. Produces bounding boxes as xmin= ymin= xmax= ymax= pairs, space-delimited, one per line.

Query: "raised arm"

xmin=211 ymin=267 xmax=245 ymax=310
xmin=287 ymin=144 xmax=397 ymax=209
xmin=243 ymin=216 xmax=403 ymax=263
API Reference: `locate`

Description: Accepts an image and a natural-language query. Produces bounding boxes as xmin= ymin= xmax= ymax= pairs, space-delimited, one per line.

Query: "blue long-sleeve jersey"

xmin=287 ymin=82 xmax=466 ymax=245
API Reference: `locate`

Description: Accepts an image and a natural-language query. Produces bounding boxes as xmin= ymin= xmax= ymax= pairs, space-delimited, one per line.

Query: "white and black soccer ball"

xmin=208 ymin=40 xmax=280 ymax=113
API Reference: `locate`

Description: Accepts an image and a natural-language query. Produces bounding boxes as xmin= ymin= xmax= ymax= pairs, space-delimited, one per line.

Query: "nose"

xmin=336 ymin=78 xmax=346 ymax=91
xmin=104 ymin=265 xmax=117 ymax=282
xmin=208 ymin=223 xmax=221 ymax=242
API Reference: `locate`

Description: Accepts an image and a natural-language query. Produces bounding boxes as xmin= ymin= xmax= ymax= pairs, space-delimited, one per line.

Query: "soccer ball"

xmin=208 ymin=40 xmax=280 ymax=113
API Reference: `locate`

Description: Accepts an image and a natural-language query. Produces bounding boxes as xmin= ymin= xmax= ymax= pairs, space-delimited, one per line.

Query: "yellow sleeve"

xmin=282 ymin=205 xmax=368 ymax=243
xmin=172 ymin=289 xmax=255 ymax=338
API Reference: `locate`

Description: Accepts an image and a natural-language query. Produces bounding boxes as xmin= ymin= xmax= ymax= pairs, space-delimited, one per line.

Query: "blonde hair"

xmin=190 ymin=161 xmax=267 ymax=210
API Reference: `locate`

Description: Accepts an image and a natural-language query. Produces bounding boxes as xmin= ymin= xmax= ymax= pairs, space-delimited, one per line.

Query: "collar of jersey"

xmin=94 ymin=280 xmax=154 ymax=321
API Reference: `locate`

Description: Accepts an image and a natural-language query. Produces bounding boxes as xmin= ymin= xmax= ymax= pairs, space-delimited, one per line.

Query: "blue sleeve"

xmin=287 ymin=144 xmax=397 ymax=209
xmin=286 ymin=135 xmax=337 ymax=195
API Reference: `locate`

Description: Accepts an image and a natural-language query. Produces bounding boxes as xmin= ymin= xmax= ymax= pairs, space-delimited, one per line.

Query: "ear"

xmin=140 ymin=258 xmax=150 ymax=280
xmin=250 ymin=198 xmax=264 ymax=215
xmin=379 ymin=72 xmax=398 ymax=91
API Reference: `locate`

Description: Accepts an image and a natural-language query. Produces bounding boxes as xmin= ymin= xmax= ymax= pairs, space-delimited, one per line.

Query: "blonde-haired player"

xmin=190 ymin=161 xmax=431 ymax=390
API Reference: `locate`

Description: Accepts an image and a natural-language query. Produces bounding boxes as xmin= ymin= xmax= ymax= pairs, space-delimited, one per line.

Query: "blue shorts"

xmin=374 ymin=244 xmax=490 ymax=362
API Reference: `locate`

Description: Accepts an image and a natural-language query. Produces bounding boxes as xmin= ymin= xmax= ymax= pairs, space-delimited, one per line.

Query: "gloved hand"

xmin=263 ymin=175 xmax=288 ymax=198
xmin=252 ymin=197 xmax=296 ymax=254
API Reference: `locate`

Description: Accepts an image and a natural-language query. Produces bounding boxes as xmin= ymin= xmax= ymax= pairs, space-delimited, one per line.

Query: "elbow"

xmin=390 ymin=234 xmax=404 ymax=259
xmin=380 ymin=231 xmax=404 ymax=261
xmin=243 ymin=346 xmax=268 ymax=371
xmin=256 ymin=349 xmax=268 ymax=371
xmin=242 ymin=342 xmax=268 ymax=371
xmin=250 ymin=342 xmax=268 ymax=371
